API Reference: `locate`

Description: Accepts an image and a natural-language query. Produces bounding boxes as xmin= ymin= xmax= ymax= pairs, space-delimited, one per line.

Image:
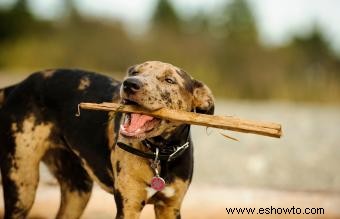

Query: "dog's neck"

xmin=144 ymin=124 xmax=190 ymax=149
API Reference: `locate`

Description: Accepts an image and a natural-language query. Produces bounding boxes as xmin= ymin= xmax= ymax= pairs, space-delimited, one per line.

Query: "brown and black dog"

xmin=0 ymin=61 xmax=214 ymax=219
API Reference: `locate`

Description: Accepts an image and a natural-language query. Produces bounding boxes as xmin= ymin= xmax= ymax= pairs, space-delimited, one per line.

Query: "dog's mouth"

xmin=120 ymin=99 xmax=161 ymax=138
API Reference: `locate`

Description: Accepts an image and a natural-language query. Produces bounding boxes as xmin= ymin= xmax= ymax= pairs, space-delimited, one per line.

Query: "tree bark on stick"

xmin=78 ymin=102 xmax=282 ymax=138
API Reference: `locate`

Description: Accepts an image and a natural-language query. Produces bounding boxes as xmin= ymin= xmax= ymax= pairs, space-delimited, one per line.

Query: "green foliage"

xmin=151 ymin=0 xmax=180 ymax=31
xmin=0 ymin=0 xmax=33 ymax=41
xmin=221 ymin=0 xmax=258 ymax=42
xmin=0 ymin=0 xmax=339 ymax=102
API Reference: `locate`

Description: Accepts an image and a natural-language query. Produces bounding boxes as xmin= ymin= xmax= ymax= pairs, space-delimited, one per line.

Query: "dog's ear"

xmin=192 ymin=80 xmax=215 ymax=115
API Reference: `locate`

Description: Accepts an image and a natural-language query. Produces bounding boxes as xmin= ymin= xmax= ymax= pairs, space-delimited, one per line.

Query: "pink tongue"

xmin=125 ymin=113 xmax=154 ymax=132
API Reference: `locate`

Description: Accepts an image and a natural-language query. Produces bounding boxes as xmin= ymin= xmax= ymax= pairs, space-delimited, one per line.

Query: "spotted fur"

xmin=0 ymin=61 xmax=214 ymax=219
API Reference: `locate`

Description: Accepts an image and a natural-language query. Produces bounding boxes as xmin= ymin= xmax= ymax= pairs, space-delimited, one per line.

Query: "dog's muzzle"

xmin=122 ymin=78 xmax=142 ymax=94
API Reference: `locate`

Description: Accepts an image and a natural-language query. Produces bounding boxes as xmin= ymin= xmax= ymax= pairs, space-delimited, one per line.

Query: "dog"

xmin=0 ymin=61 xmax=214 ymax=219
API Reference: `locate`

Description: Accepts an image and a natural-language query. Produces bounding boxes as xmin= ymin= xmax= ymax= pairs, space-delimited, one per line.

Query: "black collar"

xmin=116 ymin=125 xmax=190 ymax=162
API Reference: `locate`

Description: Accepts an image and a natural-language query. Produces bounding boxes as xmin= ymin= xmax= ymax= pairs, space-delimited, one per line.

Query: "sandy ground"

xmin=1 ymin=183 xmax=340 ymax=219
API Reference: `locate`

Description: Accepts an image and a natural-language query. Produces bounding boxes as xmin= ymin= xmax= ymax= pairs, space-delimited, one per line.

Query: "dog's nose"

xmin=123 ymin=78 xmax=142 ymax=93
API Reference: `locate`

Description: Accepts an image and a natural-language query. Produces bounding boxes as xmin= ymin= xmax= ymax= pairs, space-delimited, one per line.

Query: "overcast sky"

xmin=1 ymin=0 xmax=340 ymax=53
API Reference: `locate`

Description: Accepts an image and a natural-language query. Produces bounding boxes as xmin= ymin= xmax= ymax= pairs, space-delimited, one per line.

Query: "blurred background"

xmin=0 ymin=0 xmax=339 ymax=218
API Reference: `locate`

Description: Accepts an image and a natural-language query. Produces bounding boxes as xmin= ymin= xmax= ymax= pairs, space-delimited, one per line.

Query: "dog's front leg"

xmin=113 ymin=191 xmax=142 ymax=219
xmin=154 ymin=202 xmax=182 ymax=219
xmin=153 ymin=178 xmax=190 ymax=219
xmin=112 ymin=151 xmax=152 ymax=219
xmin=113 ymin=180 xmax=147 ymax=219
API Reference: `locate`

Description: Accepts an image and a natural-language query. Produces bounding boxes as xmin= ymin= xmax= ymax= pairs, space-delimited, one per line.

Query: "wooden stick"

xmin=78 ymin=102 xmax=282 ymax=138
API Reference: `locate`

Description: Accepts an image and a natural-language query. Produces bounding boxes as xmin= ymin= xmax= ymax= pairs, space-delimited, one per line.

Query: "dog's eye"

xmin=165 ymin=78 xmax=176 ymax=84
xmin=130 ymin=71 xmax=139 ymax=76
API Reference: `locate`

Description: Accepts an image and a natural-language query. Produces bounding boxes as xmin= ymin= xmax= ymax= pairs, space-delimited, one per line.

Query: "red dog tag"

xmin=151 ymin=176 xmax=166 ymax=191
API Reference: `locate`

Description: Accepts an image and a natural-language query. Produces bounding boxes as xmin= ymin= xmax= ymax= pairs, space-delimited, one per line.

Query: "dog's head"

xmin=120 ymin=61 xmax=214 ymax=140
